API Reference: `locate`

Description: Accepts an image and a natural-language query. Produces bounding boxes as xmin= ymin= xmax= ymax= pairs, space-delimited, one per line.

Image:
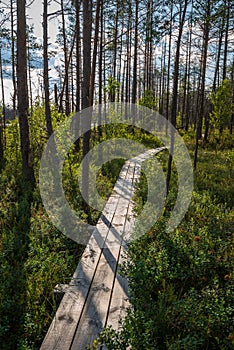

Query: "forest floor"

xmin=0 ymin=122 xmax=233 ymax=350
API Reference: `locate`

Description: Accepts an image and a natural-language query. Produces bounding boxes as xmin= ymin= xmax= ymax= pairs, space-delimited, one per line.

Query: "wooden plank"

xmin=69 ymin=152 xmax=156 ymax=347
xmin=40 ymin=234 xmax=104 ymax=350
xmin=104 ymin=149 xmax=165 ymax=330
xmin=104 ymin=251 xmax=129 ymax=331
xmin=40 ymin=148 xmax=166 ymax=350
xmin=70 ymin=245 xmax=121 ymax=349
xmin=40 ymin=190 xmax=125 ymax=350
xmin=104 ymin=164 xmax=138 ymax=331
xmin=40 ymin=161 xmax=132 ymax=350
xmin=70 ymin=165 xmax=134 ymax=349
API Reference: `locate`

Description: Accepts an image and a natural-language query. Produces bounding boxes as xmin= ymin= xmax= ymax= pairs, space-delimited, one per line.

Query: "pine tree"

xmin=16 ymin=0 xmax=35 ymax=182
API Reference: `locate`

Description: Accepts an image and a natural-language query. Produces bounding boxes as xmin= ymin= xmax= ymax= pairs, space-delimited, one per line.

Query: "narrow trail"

xmin=40 ymin=147 xmax=165 ymax=350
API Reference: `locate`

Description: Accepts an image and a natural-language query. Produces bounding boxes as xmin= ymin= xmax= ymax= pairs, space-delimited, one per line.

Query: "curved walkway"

xmin=40 ymin=147 xmax=165 ymax=350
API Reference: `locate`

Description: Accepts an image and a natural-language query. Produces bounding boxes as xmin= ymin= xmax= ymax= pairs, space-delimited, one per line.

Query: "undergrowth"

xmin=0 ymin=105 xmax=161 ymax=349
xmin=1 ymin=106 xmax=233 ymax=349
xmin=94 ymin=133 xmax=234 ymax=350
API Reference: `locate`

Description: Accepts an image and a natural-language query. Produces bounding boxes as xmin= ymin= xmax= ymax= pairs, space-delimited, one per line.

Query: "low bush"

xmin=97 ymin=146 xmax=234 ymax=349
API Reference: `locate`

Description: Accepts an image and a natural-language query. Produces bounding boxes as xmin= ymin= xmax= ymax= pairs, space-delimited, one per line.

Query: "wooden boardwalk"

xmin=40 ymin=147 xmax=165 ymax=350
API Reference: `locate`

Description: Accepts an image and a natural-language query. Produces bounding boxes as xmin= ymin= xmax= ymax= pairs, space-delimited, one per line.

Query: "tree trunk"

xmin=98 ymin=1 xmax=104 ymax=140
xmin=223 ymin=0 xmax=230 ymax=80
xmin=112 ymin=0 xmax=120 ymax=81
xmin=230 ymin=59 xmax=234 ymax=134
xmin=117 ymin=26 xmax=124 ymax=102
xmin=185 ymin=20 xmax=192 ymax=131
xmin=27 ymin=38 xmax=33 ymax=113
xmin=194 ymin=0 xmax=210 ymax=168
xmin=17 ymin=0 xmax=34 ymax=182
xmin=43 ymin=0 xmax=53 ymax=137
xmin=75 ymin=0 xmax=81 ymax=112
xmin=181 ymin=31 xmax=189 ymax=128
xmin=70 ymin=55 xmax=75 ymax=112
xmin=59 ymin=0 xmax=70 ymax=116
xmin=0 ymin=46 xmax=5 ymax=165
xmin=54 ymin=83 xmax=58 ymax=107
xmin=90 ymin=0 xmax=101 ymax=105
xmin=166 ymin=0 xmax=188 ymax=193
xmin=125 ymin=2 xmax=132 ymax=104
xmin=82 ymin=0 xmax=92 ymax=207
xmin=11 ymin=0 xmax=17 ymax=117
xmin=125 ymin=10 xmax=131 ymax=103
xmin=165 ymin=4 xmax=173 ymax=134
xmin=98 ymin=2 xmax=103 ymax=105
xmin=213 ymin=18 xmax=224 ymax=92
xmin=132 ymin=0 xmax=139 ymax=104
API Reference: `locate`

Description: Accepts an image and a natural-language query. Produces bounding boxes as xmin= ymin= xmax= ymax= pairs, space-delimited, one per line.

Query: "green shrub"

xmin=98 ymin=145 xmax=234 ymax=350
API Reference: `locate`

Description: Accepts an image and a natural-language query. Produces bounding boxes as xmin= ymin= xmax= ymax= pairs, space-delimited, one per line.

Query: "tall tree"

xmin=222 ymin=0 xmax=230 ymax=80
xmin=166 ymin=4 xmax=173 ymax=127
xmin=98 ymin=0 xmax=104 ymax=105
xmin=16 ymin=0 xmax=34 ymax=182
xmin=132 ymin=0 xmax=139 ymax=104
xmin=213 ymin=15 xmax=225 ymax=92
xmin=27 ymin=31 xmax=33 ymax=112
xmin=0 ymin=44 xmax=5 ymax=166
xmin=230 ymin=59 xmax=234 ymax=134
xmin=82 ymin=0 xmax=92 ymax=109
xmin=185 ymin=11 xmax=193 ymax=131
xmin=58 ymin=0 xmax=70 ymax=116
xmin=166 ymin=0 xmax=188 ymax=193
xmin=43 ymin=0 xmax=53 ymax=137
xmin=75 ymin=0 xmax=81 ymax=112
xmin=90 ymin=0 xmax=101 ymax=105
xmin=194 ymin=0 xmax=216 ymax=168
xmin=125 ymin=1 xmax=132 ymax=103
xmin=81 ymin=0 xmax=92 ymax=207
xmin=10 ymin=0 xmax=17 ymax=116
xmin=112 ymin=0 xmax=120 ymax=83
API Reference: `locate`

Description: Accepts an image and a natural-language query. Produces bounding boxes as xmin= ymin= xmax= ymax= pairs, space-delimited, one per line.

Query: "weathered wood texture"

xmin=40 ymin=147 xmax=165 ymax=350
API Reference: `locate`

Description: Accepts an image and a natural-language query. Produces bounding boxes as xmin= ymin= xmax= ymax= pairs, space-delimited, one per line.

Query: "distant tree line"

xmin=0 ymin=0 xmax=233 ymax=179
